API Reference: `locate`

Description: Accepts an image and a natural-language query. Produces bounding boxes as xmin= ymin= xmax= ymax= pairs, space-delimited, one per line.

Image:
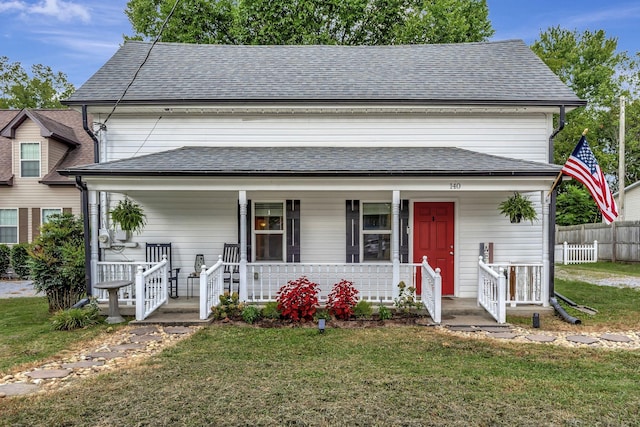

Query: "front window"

xmin=254 ymin=202 xmax=284 ymax=261
xmin=362 ymin=202 xmax=391 ymax=261
xmin=42 ymin=208 xmax=62 ymax=224
xmin=20 ymin=143 xmax=40 ymax=177
xmin=0 ymin=209 xmax=18 ymax=244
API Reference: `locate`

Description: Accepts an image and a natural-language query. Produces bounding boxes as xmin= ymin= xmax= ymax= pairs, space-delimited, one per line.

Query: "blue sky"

xmin=1 ymin=0 xmax=640 ymax=88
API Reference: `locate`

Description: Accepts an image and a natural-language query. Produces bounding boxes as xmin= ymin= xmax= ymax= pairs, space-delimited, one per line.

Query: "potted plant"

xmin=498 ymin=192 xmax=538 ymax=223
xmin=110 ymin=197 xmax=146 ymax=235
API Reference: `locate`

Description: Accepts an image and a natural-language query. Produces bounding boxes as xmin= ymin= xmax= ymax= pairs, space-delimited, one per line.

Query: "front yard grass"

xmin=0 ymin=297 xmax=120 ymax=375
xmin=2 ymin=326 xmax=640 ymax=426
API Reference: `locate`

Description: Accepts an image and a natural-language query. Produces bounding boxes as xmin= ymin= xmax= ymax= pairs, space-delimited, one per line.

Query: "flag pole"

xmin=547 ymin=128 xmax=589 ymax=197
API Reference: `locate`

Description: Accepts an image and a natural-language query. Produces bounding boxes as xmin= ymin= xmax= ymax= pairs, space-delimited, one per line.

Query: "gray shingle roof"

xmin=65 ymin=40 xmax=583 ymax=106
xmin=59 ymin=146 xmax=560 ymax=177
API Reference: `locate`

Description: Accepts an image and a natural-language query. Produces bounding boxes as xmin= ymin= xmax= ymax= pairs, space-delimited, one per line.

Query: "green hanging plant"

xmin=498 ymin=192 xmax=538 ymax=224
xmin=110 ymin=197 xmax=146 ymax=234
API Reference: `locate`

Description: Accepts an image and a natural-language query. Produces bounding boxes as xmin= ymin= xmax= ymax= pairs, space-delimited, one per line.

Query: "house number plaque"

xmin=449 ymin=182 xmax=461 ymax=190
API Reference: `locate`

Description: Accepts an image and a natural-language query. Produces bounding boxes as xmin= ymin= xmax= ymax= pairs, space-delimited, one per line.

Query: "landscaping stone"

xmin=25 ymin=369 xmax=71 ymax=379
xmin=130 ymin=334 xmax=163 ymax=343
xmin=447 ymin=326 xmax=478 ymax=332
xmin=164 ymin=326 xmax=192 ymax=334
xmin=600 ymin=333 xmax=632 ymax=343
xmin=526 ymin=335 xmax=556 ymax=343
xmin=566 ymin=335 xmax=600 ymax=345
xmin=480 ymin=326 xmax=513 ymax=333
xmin=87 ymin=351 xmax=125 ymax=359
xmin=489 ymin=332 xmax=518 ymax=339
xmin=0 ymin=383 xmax=39 ymax=396
xmin=111 ymin=343 xmax=147 ymax=351
xmin=129 ymin=326 xmax=159 ymax=335
xmin=62 ymin=361 xmax=105 ymax=369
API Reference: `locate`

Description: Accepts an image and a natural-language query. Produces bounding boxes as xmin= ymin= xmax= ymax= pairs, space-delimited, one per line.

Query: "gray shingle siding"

xmin=59 ymin=146 xmax=561 ymax=177
xmin=65 ymin=40 xmax=584 ymax=106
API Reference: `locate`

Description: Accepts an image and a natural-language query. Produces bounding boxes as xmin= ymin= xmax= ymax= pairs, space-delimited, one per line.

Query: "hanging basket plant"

xmin=498 ymin=192 xmax=538 ymax=224
xmin=110 ymin=197 xmax=146 ymax=234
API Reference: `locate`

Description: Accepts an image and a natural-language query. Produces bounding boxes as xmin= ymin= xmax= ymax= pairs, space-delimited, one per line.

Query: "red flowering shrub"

xmin=276 ymin=276 xmax=319 ymax=321
xmin=326 ymin=279 xmax=359 ymax=320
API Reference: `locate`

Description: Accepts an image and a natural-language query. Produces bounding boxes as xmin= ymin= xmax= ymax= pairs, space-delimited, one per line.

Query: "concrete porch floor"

xmin=103 ymin=296 xmax=552 ymax=327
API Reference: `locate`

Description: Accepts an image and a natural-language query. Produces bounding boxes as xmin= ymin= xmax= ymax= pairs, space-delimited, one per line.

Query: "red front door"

xmin=413 ymin=202 xmax=455 ymax=295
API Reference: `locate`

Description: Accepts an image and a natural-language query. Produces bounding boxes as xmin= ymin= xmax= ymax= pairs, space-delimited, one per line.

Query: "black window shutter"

xmin=399 ymin=199 xmax=410 ymax=263
xmin=237 ymin=199 xmax=252 ymax=262
xmin=286 ymin=200 xmax=300 ymax=263
xmin=346 ymin=200 xmax=360 ymax=263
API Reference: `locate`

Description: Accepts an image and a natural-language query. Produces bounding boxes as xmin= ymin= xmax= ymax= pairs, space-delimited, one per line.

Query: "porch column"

xmin=392 ymin=191 xmax=400 ymax=299
xmin=541 ymin=192 xmax=550 ymax=307
xmin=238 ymin=191 xmax=248 ymax=301
xmin=89 ymin=190 xmax=99 ymax=288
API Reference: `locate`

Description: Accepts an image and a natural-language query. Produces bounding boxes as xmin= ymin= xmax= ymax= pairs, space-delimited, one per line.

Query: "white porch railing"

xmin=477 ymin=257 xmax=506 ymax=324
xmin=135 ymin=257 xmax=169 ymax=321
xmin=562 ymin=240 xmax=598 ymax=265
xmin=245 ymin=262 xmax=420 ymax=303
xmin=95 ymin=261 xmax=155 ymax=305
xmin=486 ymin=262 xmax=545 ymax=306
xmin=200 ymin=255 xmax=225 ymax=320
xmin=420 ymin=256 xmax=442 ymax=323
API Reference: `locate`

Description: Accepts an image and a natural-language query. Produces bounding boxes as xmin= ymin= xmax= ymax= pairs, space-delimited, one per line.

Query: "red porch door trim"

xmin=413 ymin=202 xmax=455 ymax=295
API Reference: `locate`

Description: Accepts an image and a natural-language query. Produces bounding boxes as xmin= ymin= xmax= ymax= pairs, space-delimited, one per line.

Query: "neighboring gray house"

xmin=59 ymin=40 xmax=584 ymax=322
xmin=615 ymin=181 xmax=640 ymax=221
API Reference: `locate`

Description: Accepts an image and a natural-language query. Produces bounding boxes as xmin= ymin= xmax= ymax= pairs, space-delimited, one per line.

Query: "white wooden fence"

xmin=200 ymin=255 xmax=225 ymax=320
xmin=135 ymin=258 xmax=169 ymax=321
xmin=561 ymin=240 xmax=598 ymax=265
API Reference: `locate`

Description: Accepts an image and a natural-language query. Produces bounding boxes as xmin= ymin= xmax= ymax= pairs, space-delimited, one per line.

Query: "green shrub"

xmin=0 ymin=244 xmax=9 ymax=278
xmin=28 ymin=213 xmax=86 ymax=312
xmin=394 ymin=281 xmax=422 ymax=314
xmin=378 ymin=305 xmax=392 ymax=321
xmin=354 ymin=300 xmax=373 ymax=319
xmin=261 ymin=301 xmax=281 ymax=319
xmin=314 ymin=308 xmax=332 ymax=322
xmin=241 ymin=305 xmax=261 ymax=324
xmin=210 ymin=292 xmax=244 ymax=320
xmin=10 ymin=243 xmax=31 ymax=279
xmin=50 ymin=302 xmax=101 ymax=331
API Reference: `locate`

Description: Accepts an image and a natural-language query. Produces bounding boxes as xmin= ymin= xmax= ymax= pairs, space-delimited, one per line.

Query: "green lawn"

xmin=2 ymin=326 xmax=639 ymax=426
xmin=1 ymin=264 xmax=639 ymax=425
xmin=0 ymin=297 xmax=121 ymax=375
xmin=557 ymin=260 xmax=640 ymax=276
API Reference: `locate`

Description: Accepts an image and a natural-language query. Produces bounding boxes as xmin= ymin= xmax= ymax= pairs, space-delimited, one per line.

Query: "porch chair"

xmin=145 ymin=243 xmax=181 ymax=298
xmin=222 ymin=243 xmax=240 ymax=294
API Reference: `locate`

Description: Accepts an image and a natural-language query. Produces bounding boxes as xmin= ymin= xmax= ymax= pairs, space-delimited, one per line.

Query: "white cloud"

xmin=0 ymin=1 xmax=26 ymax=13
xmin=0 ymin=0 xmax=90 ymax=23
xmin=567 ymin=5 xmax=640 ymax=27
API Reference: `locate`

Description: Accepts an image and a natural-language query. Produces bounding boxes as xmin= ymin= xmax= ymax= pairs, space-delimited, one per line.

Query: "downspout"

xmin=548 ymin=106 xmax=566 ymax=302
xmin=76 ymin=176 xmax=92 ymax=299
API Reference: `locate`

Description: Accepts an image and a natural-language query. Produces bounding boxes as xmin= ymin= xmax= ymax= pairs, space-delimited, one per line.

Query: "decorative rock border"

xmin=0 ymin=325 xmax=200 ymax=398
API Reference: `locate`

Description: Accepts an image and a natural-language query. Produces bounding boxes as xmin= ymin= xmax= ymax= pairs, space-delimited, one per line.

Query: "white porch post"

xmin=238 ymin=191 xmax=248 ymax=301
xmin=89 ymin=190 xmax=99 ymax=288
xmin=392 ymin=190 xmax=400 ymax=299
xmin=541 ymin=192 xmax=550 ymax=307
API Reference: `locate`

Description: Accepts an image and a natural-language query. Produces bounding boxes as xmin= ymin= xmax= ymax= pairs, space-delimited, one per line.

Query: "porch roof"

xmin=59 ymin=146 xmax=561 ymax=178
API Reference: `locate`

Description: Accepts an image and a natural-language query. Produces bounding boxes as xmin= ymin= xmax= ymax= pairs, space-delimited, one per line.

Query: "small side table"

xmin=94 ymin=280 xmax=132 ymax=324
xmin=187 ymin=274 xmax=198 ymax=299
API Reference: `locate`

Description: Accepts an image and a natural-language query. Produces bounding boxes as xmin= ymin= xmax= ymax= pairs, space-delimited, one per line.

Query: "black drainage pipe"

xmin=550 ymin=297 xmax=581 ymax=324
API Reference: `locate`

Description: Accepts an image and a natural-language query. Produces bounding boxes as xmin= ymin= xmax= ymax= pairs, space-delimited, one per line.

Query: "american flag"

xmin=561 ymin=135 xmax=618 ymax=224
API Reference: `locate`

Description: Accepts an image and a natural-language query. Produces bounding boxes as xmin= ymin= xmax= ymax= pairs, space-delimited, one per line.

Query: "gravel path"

xmin=0 ymin=281 xmax=38 ymax=298
xmin=554 ymin=266 xmax=640 ymax=288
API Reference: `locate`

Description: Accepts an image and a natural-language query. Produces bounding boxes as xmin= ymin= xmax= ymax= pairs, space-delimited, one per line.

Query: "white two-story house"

xmin=60 ymin=40 xmax=584 ymax=322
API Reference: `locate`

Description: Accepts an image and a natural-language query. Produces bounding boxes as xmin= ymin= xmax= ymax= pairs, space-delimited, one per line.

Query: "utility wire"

xmin=103 ymin=0 xmax=181 ymax=125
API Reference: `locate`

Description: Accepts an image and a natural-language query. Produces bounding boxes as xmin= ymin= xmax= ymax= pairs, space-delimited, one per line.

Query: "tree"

xmin=125 ymin=0 xmax=494 ymax=45
xmin=28 ymin=213 xmax=86 ymax=312
xmin=0 ymin=57 xmax=75 ymax=109
xmin=531 ymin=27 xmax=640 ymax=224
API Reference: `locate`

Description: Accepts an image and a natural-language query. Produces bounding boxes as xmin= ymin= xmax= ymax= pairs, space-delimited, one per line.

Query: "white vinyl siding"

xmin=20 ymin=142 xmax=40 ymax=177
xmin=100 ymin=113 xmax=551 ymax=164
xmin=0 ymin=209 xmax=18 ymax=244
